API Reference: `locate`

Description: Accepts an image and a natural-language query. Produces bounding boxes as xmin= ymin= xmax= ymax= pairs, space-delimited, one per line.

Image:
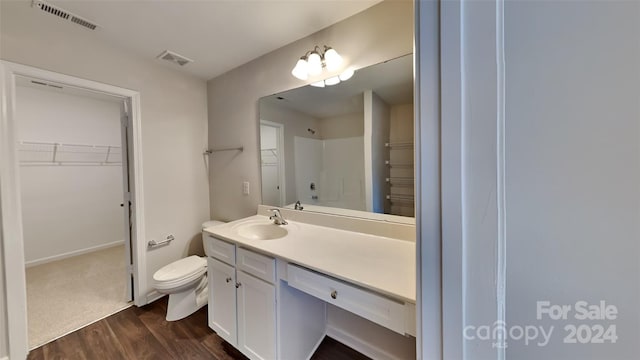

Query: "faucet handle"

xmin=268 ymin=208 xmax=287 ymax=225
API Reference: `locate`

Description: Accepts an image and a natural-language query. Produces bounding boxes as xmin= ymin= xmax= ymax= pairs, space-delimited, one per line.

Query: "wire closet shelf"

xmin=18 ymin=140 xmax=122 ymax=166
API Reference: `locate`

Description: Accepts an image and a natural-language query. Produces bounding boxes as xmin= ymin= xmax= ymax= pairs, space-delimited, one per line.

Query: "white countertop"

xmin=204 ymin=215 xmax=416 ymax=304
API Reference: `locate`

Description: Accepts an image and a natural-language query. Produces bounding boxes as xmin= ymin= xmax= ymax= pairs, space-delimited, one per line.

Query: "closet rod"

xmin=204 ymin=146 xmax=244 ymax=155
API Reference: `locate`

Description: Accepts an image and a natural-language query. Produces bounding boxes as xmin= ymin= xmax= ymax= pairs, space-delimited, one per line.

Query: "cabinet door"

xmin=236 ymin=271 xmax=276 ymax=360
xmin=207 ymin=257 xmax=237 ymax=345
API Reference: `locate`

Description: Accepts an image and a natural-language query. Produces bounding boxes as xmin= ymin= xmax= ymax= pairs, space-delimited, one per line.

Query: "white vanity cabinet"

xmin=207 ymin=257 xmax=237 ymax=345
xmin=206 ymin=235 xmax=276 ymax=360
xmin=203 ymin=212 xmax=417 ymax=360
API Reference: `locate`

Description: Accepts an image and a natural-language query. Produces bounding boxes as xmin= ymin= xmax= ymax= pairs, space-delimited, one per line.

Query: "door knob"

xmin=330 ymin=290 xmax=337 ymax=299
xmin=235 ymin=282 xmax=242 ymax=288
xmin=225 ymin=277 xmax=232 ymax=283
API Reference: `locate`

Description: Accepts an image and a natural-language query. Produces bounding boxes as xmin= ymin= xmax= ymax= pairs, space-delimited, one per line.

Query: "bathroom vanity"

xmin=203 ymin=205 xmax=416 ymax=360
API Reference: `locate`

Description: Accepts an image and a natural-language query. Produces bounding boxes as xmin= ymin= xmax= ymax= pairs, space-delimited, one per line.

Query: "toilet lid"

xmin=153 ymin=256 xmax=206 ymax=283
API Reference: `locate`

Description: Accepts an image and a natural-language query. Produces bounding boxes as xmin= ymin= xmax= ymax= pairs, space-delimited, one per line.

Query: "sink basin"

xmin=235 ymin=222 xmax=288 ymax=240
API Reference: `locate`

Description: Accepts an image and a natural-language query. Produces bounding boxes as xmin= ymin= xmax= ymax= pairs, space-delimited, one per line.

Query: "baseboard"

xmin=1 ymin=356 xmax=8 ymax=360
xmin=304 ymin=332 xmax=327 ymax=360
xmin=145 ymin=290 xmax=165 ymax=305
xmin=326 ymin=324 xmax=399 ymax=360
xmin=25 ymin=240 xmax=124 ymax=268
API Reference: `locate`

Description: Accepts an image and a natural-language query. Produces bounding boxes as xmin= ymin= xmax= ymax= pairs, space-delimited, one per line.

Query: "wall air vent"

xmin=157 ymin=50 xmax=194 ymax=67
xmin=31 ymin=0 xmax=99 ymax=31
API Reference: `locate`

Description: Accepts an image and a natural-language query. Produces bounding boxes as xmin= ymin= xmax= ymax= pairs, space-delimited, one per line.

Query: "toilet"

xmin=153 ymin=220 xmax=225 ymax=321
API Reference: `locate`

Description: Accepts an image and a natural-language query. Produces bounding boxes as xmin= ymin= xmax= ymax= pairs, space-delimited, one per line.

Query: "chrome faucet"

xmin=294 ymin=200 xmax=304 ymax=210
xmin=269 ymin=208 xmax=288 ymax=225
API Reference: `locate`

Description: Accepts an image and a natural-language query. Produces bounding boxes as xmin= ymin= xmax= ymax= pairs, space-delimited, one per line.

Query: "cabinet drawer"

xmin=287 ymin=264 xmax=406 ymax=335
xmin=204 ymin=234 xmax=236 ymax=265
xmin=237 ymin=248 xmax=276 ymax=284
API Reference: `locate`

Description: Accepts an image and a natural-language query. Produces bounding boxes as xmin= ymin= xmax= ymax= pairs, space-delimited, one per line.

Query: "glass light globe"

xmin=339 ymin=68 xmax=354 ymax=81
xmin=324 ymin=76 xmax=340 ymax=86
xmin=324 ymin=47 xmax=343 ymax=71
xmin=291 ymin=58 xmax=309 ymax=80
xmin=307 ymin=51 xmax=323 ymax=76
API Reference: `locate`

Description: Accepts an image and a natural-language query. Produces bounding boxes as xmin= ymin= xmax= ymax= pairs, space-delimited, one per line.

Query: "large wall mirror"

xmin=259 ymin=53 xmax=414 ymax=218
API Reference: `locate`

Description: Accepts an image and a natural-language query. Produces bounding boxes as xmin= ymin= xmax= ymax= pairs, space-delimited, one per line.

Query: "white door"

xmin=207 ymin=257 xmax=238 ymax=345
xmin=120 ymin=99 xmax=134 ymax=302
xmin=237 ymin=271 xmax=276 ymax=360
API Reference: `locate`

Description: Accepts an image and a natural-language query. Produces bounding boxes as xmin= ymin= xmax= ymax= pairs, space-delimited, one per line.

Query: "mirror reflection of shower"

xmin=294 ymin=134 xmax=365 ymax=210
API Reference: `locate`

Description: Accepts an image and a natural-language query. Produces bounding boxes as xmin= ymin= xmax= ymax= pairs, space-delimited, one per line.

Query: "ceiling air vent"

xmin=157 ymin=50 xmax=194 ymax=67
xmin=70 ymin=16 xmax=97 ymax=30
xmin=31 ymin=0 xmax=99 ymax=31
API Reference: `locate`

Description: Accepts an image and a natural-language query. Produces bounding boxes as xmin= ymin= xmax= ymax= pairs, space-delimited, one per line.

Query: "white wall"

xmin=16 ymin=85 xmax=124 ymax=265
xmin=322 ymin=137 xmax=366 ymax=211
xmin=208 ymin=0 xmax=413 ymax=220
xmin=0 ymin=0 xmax=210 ymax=317
xmin=504 ymin=2 xmax=639 ymax=359
xmin=390 ymin=103 xmax=413 ymax=144
xmin=440 ymin=1 xmax=640 ymax=359
xmin=319 ymin=112 xmax=364 ymax=139
xmin=0 ymin=243 xmax=5 ymax=357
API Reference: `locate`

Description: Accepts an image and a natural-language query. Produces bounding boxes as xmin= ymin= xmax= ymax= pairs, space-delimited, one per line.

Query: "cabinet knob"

xmin=330 ymin=290 xmax=337 ymax=299
xmin=225 ymin=277 xmax=232 ymax=283
xmin=235 ymin=282 xmax=242 ymax=288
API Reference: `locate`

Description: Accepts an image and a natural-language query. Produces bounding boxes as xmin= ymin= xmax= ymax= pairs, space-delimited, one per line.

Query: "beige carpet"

xmin=26 ymin=245 xmax=132 ymax=349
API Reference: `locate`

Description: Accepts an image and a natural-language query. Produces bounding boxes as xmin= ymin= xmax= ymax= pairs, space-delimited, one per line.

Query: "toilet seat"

xmin=153 ymin=255 xmax=206 ymax=290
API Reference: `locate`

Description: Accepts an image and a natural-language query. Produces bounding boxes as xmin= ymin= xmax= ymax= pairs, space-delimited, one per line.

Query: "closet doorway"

xmin=16 ymin=76 xmax=133 ymax=348
xmin=0 ymin=61 xmax=145 ymax=358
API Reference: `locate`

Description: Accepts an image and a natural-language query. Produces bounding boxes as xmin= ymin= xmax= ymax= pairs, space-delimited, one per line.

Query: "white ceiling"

xmin=41 ymin=0 xmax=381 ymax=80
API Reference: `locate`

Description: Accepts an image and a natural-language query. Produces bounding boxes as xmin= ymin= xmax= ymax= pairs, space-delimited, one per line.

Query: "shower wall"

xmin=294 ymin=136 xmax=365 ymax=211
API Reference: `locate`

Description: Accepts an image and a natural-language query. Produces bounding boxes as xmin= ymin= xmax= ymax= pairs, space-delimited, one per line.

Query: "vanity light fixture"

xmin=308 ymin=68 xmax=354 ymax=87
xmin=339 ymin=68 xmax=354 ymax=81
xmin=292 ymin=45 xmax=345 ymax=81
xmin=324 ymin=76 xmax=340 ymax=86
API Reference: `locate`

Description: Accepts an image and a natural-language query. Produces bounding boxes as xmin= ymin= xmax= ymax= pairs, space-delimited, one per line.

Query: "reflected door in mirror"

xmin=260 ymin=121 xmax=284 ymax=207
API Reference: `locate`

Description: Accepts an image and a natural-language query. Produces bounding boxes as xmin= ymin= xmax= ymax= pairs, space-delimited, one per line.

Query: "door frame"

xmin=415 ymin=0 xmax=446 ymax=359
xmin=259 ymin=120 xmax=286 ymax=207
xmin=0 ymin=60 xmax=147 ymax=359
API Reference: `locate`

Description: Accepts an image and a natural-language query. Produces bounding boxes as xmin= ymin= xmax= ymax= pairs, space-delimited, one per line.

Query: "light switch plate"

xmin=242 ymin=181 xmax=250 ymax=195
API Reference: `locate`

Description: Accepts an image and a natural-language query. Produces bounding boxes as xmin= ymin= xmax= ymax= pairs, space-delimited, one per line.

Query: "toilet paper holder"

xmin=148 ymin=234 xmax=175 ymax=248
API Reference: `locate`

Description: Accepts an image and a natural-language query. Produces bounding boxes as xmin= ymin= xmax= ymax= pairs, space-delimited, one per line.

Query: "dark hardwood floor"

xmin=27 ymin=297 xmax=370 ymax=360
